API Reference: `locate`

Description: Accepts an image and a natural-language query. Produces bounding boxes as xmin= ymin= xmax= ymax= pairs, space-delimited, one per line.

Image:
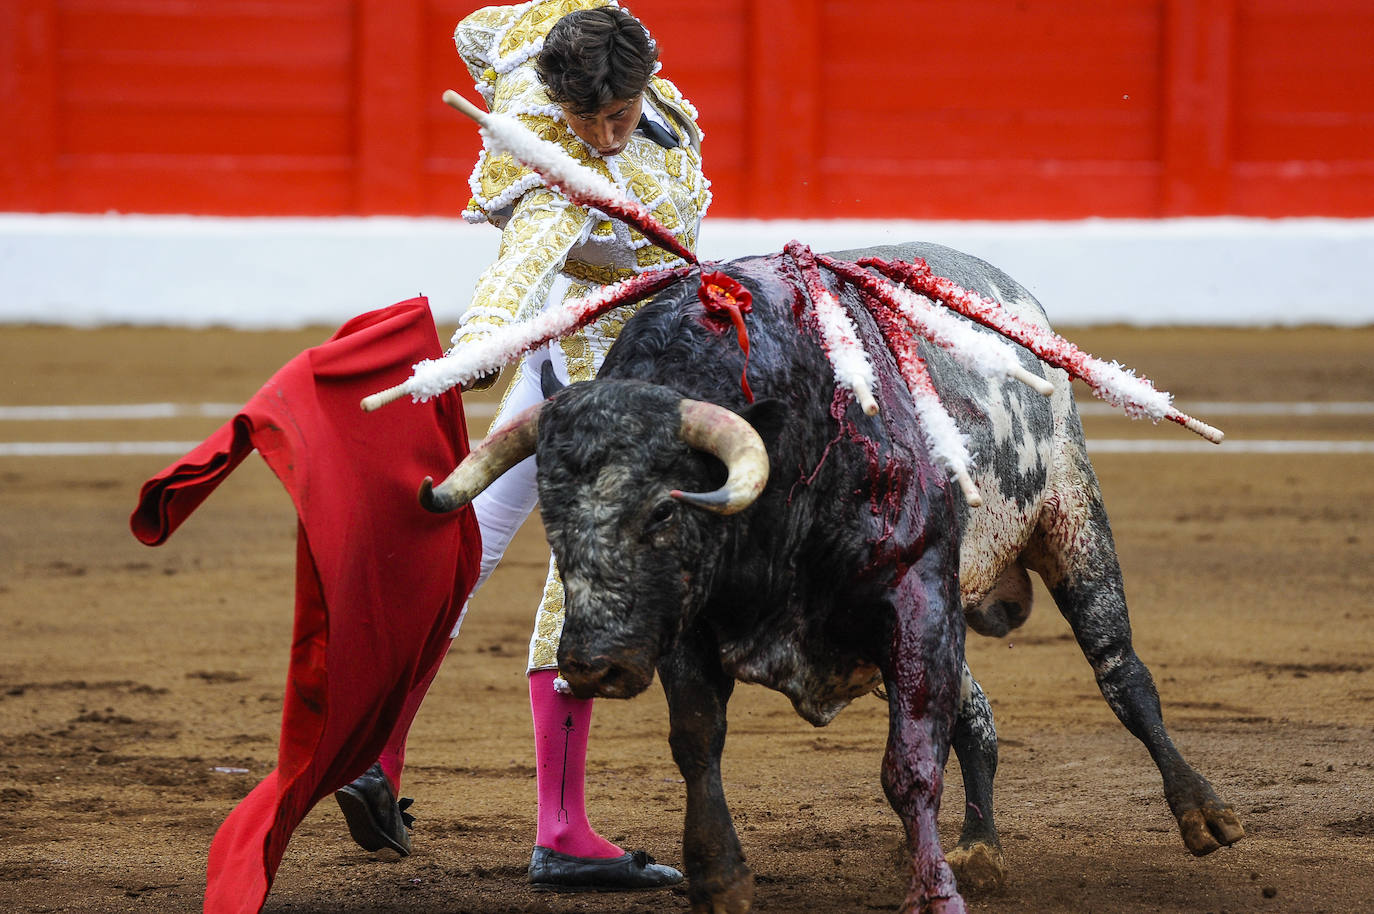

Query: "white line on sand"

xmin=1076 ymin=401 xmax=1374 ymax=417
xmin=0 ymin=401 xmax=500 ymax=420
xmin=5 ymin=438 xmax=1373 ymax=458
xmin=0 ymin=441 xmax=208 ymax=456
xmin=3 ymin=401 xmax=1370 ymax=456
xmin=1086 ymin=439 xmax=1374 ymax=454
xmin=3 ymin=400 xmax=1369 ymax=422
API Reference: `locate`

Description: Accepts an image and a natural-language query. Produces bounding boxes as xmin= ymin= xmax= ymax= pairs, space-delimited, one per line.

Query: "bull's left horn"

xmin=671 ymin=399 xmax=770 ymax=515
xmin=420 ymin=401 xmax=543 ymax=513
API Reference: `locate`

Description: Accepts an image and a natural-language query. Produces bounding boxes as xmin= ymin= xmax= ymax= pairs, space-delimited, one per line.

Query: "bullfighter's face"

xmin=561 ymin=94 xmax=644 ymax=157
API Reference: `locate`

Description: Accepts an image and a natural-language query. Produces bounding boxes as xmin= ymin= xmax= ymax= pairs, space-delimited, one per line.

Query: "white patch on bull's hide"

xmin=973 ymin=280 xmax=1053 ymax=477
xmin=957 ymin=374 xmax=1051 ymax=608
xmin=585 ymin=464 xmax=645 ymax=541
xmin=1092 ymin=650 xmax=1125 ymax=678
xmin=951 ymin=281 xmax=1116 ymax=608
xmin=592 ymin=464 xmax=637 ymax=501
xmin=959 ymin=472 xmax=1040 ymax=608
xmin=564 ymin=570 xmax=591 ymax=603
xmin=563 ymin=569 xmax=623 ymax=633
xmin=958 ymin=664 xmax=996 ymax=743
xmin=981 ymin=373 xmax=1042 ymax=477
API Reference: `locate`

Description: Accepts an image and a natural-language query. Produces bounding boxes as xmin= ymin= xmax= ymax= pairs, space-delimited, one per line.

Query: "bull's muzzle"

xmin=557 ymin=652 xmax=655 ymax=700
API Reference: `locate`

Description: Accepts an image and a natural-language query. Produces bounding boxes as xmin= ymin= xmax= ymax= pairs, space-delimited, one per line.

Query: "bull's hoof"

xmin=946 ymin=841 xmax=1005 ymax=894
xmin=1179 ymin=805 xmax=1246 ymax=856
xmin=689 ymin=868 xmax=754 ymax=914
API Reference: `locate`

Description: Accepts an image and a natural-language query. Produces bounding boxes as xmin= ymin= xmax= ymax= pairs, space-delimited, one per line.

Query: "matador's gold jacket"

xmin=453 ymin=1 xmax=710 ymax=671
xmin=452 ymin=0 xmax=711 ymax=384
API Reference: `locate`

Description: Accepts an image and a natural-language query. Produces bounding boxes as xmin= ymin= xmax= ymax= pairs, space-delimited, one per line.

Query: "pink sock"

xmin=529 ymin=670 xmax=624 ymax=858
xmin=376 ymin=640 xmax=452 ymax=791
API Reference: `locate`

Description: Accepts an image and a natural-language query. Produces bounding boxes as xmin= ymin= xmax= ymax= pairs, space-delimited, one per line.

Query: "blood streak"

xmin=697 ymin=271 xmax=755 ymax=402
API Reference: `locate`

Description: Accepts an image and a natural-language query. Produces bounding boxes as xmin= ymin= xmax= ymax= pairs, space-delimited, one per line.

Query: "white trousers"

xmin=449 ymin=342 xmax=572 ymax=661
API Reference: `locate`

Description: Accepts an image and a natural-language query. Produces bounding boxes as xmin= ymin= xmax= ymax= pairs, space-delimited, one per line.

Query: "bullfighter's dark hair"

xmin=536 ymin=6 xmax=659 ymax=116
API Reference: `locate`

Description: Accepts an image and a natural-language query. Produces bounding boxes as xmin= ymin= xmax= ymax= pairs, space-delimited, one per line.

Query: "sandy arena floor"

xmin=1 ymin=322 xmax=1372 ymax=913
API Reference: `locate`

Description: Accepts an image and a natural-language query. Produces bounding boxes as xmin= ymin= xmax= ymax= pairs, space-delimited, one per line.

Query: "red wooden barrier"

xmin=2 ymin=0 xmax=1371 ymax=219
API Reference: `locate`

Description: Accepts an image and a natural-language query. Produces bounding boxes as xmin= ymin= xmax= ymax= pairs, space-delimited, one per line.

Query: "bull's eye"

xmin=645 ymin=499 xmax=678 ymax=535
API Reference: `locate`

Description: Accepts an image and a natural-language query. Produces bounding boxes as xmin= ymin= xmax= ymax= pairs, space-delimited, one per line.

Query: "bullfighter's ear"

xmin=738 ymin=398 xmax=788 ymax=452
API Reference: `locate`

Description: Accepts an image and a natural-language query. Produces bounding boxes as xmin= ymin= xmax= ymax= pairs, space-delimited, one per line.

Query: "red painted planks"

xmin=2 ymin=0 xmax=1373 ymax=218
xmin=0 ymin=0 xmax=60 ymax=210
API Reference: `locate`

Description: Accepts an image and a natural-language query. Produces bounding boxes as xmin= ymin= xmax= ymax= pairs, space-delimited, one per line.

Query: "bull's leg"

xmin=660 ymin=630 xmax=752 ymax=914
xmin=881 ymin=558 xmax=968 ymax=914
xmin=943 ymin=663 xmax=1004 ymax=892
xmin=1033 ymin=484 xmax=1245 ymax=855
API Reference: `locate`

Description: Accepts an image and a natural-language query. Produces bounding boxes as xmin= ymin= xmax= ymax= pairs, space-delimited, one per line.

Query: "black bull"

xmin=422 ymin=242 xmax=1244 ymax=914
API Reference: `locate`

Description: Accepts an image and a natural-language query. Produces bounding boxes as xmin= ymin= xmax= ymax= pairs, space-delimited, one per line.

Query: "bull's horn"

xmin=420 ymin=401 xmax=543 ymax=513
xmin=671 ymin=399 xmax=770 ymax=515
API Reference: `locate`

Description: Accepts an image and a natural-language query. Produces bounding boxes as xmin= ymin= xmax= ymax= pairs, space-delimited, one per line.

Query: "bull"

xmin=421 ymin=242 xmax=1245 ymax=913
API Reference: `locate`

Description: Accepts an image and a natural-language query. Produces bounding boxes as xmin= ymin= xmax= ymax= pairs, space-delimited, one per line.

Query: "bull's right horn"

xmin=420 ymin=401 xmax=543 ymax=513
xmin=671 ymin=399 xmax=770 ymax=515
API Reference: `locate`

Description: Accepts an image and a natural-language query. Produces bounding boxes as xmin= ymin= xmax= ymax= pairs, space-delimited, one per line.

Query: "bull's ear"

xmin=539 ymin=360 xmax=567 ymax=398
xmin=738 ymin=398 xmax=788 ymax=453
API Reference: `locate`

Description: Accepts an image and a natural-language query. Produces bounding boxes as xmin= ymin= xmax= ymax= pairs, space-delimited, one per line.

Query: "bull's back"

xmin=607 ymin=242 xmax=1092 ymax=611
xmin=828 ymin=242 xmax=1094 ymax=611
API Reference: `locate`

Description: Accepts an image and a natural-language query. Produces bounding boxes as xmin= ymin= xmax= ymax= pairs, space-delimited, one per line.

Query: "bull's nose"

xmin=559 ymin=655 xmax=650 ymax=699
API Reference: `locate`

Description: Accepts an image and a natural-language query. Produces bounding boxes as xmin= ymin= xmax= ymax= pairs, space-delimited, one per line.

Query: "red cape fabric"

xmin=130 ymin=299 xmax=480 ymax=914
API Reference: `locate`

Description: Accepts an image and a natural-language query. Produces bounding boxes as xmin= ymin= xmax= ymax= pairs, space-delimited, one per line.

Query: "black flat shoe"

xmin=334 ymin=762 xmax=414 ymax=856
xmin=528 ymin=845 xmax=683 ymax=892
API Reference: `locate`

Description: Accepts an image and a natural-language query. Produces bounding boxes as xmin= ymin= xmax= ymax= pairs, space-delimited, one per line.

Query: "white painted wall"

xmin=2 ymin=214 xmax=1371 ymax=329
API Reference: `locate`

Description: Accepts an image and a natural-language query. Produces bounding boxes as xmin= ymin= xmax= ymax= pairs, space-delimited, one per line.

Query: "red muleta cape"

xmin=130 ymin=299 xmax=479 ymax=914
